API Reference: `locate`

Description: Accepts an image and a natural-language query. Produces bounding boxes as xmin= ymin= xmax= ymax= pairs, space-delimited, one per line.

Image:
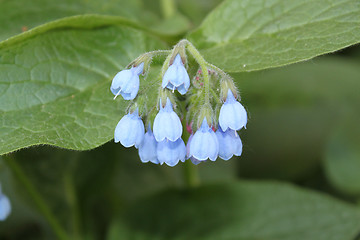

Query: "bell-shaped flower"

xmin=110 ymin=62 xmax=144 ymax=100
xmin=138 ymin=125 xmax=159 ymax=164
xmin=0 ymin=188 xmax=11 ymax=221
xmin=215 ymin=128 xmax=242 ymax=160
xmin=114 ymin=109 xmax=144 ymax=148
xmin=153 ymin=98 xmax=182 ymax=142
xmin=219 ymin=89 xmax=247 ymax=131
xmin=186 ymin=134 xmax=203 ymax=165
xmin=157 ymin=138 xmax=186 ymax=167
xmin=188 ymin=118 xmax=219 ymax=161
xmin=162 ymin=54 xmax=190 ymax=95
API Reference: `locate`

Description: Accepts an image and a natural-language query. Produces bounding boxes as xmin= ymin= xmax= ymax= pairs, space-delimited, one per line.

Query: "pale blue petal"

xmin=189 ymin=118 xmax=218 ymax=161
xmin=177 ymin=84 xmax=187 ymax=95
xmin=219 ymin=91 xmax=248 ymax=131
xmin=208 ymin=131 xmax=219 ymax=161
xmin=178 ymin=139 xmax=186 ymax=163
xmin=162 ymin=54 xmax=190 ymax=94
xmin=153 ymin=98 xmax=182 ymax=142
xmin=133 ymin=62 xmax=144 ymax=75
xmin=110 ymin=70 xmax=133 ymax=95
xmin=173 ymin=54 xmax=182 ymax=65
xmin=219 ymin=103 xmax=232 ymax=131
xmin=180 ymin=67 xmax=191 ymax=89
xmin=114 ymin=111 xmax=144 ymax=148
xmin=153 ymin=111 xmax=167 ymax=142
xmin=162 ymin=64 xmax=177 ymax=88
xmin=134 ymin=119 xmax=145 ymax=149
xmin=0 ymin=194 xmax=11 ymax=221
xmin=225 ymin=89 xmax=236 ymax=103
xmin=186 ymin=134 xmax=193 ymax=159
xmin=216 ymin=129 xmax=233 ymax=160
xmin=190 ymin=157 xmax=203 ymax=165
xmin=139 ymin=130 xmax=159 ymax=164
xmin=216 ymin=129 xmax=243 ymax=160
xmin=157 ymin=138 xmax=185 ymax=167
xmin=233 ymin=133 xmax=243 ymax=156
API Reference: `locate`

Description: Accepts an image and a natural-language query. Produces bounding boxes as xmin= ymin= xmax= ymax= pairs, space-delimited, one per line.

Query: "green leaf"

xmin=178 ymin=0 xmax=223 ymax=27
xmin=0 ymin=0 xmax=190 ymax=41
xmin=188 ymin=0 xmax=360 ymax=72
xmin=323 ymin=117 xmax=360 ymax=196
xmin=0 ymin=15 xmax=166 ymax=155
xmin=108 ymin=181 xmax=360 ymax=240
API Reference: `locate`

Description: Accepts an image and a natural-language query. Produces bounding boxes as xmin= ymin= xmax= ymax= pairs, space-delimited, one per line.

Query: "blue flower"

xmin=114 ymin=109 xmax=144 ymax=148
xmin=138 ymin=125 xmax=159 ymax=164
xmin=157 ymin=138 xmax=186 ymax=167
xmin=219 ymin=89 xmax=247 ymax=131
xmin=0 ymin=189 xmax=11 ymax=221
xmin=215 ymin=128 xmax=242 ymax=160
xmin=186 ymin=134 xmax=203 ymax=165
xmin=153 ymin=98 xmax=182 ymax=142
xmin=188 ymin=118 xmax=219 ymax=161
xmin=110 ymin=62 xmax=144 ymax=100
xmin=162 ymin=54 xmax=190 ymax=95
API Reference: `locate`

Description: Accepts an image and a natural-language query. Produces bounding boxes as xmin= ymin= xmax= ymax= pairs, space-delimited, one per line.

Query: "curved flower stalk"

xmin=110 ymin=62 xmax=144 ymax=100
xmin=162 ymin=54 xmax=190 ymax=95
xmin=114 ymin=109 xmax=144 ymax=148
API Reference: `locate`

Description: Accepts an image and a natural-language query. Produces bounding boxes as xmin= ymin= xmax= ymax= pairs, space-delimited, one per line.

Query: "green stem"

xmin=183 ymin=160 xmax=200 ymax=188
xmin=184 ymin=40 xmax=211 ymax=105
xmin=64 ymin=172 xmax=82 ymax=240
xmin=205 ymin=62 xmax=230 ymax=79
xmin=4 ymin=155 xmax=68 ymax=240
xmin=210 ymin=88 xmax=220 ymax=103
xmin=161 ymin=0 xmax=176 ymax=19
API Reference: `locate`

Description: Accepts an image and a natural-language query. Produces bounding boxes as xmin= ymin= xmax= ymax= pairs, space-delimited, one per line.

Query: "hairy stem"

xmin=184 ymin=40 xmax=211 ymax=105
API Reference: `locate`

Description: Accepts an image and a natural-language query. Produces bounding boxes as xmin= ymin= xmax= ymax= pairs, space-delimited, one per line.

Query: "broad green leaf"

xmin=0 ymin=15 xmax=166 ymax=155
xmin=108 ymin=181 xmax=360 ymax=240
xmin=177 ymin=0 xmax=223 ymax=27
xmin=188 ymin=0 xmax=360 ymax=72
xmin=323 ymin=117 xmax=360 ymax=196
xmin=0 ymin=0 xmax=189 ymax=42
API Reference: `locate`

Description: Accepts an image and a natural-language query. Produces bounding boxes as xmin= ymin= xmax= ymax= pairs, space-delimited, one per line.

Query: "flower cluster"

xmin=110 ymin=40 xmax=247 ymax=167
xmin=0 ymin=184 xmax=11 ymax=221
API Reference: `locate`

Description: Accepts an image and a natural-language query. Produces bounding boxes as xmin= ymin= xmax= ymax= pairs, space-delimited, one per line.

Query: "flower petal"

xmin=0 ymin=194 xmax=11 ymax=221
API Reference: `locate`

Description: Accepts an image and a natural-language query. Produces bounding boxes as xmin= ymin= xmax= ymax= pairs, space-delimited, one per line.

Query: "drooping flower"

xmin=138 ymin=125 xmax=159 ymax=164
xmin=114 ymin=109 xmax=144 ymax=148
xmin=186 ymin=134 xmax=203 ymax=165
xmin=215 ymin=128 xmax=242 ymax=160
xmin=162 ymin=54 xmax=190 ymax=95
xmin=157 ymin=138 xmax=186 ymax=167
xmin=153 ymin=98 xmax=182 ymax=142
xmin=0 ymin=187 xmax=11 ymax=221
xmin=188 ymin=118 xmax=219 ymax=161
xmin=219 ymin=89 xmax=247 ymax=131
xmin=110 ymin=62 xmax=144 ymax=100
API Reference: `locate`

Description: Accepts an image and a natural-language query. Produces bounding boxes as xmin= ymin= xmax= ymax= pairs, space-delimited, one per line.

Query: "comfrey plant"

xmin=110 ymin=40 xmax=247 ymax=167
xmin=0 ymin=184 xmax=11 ymax=221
